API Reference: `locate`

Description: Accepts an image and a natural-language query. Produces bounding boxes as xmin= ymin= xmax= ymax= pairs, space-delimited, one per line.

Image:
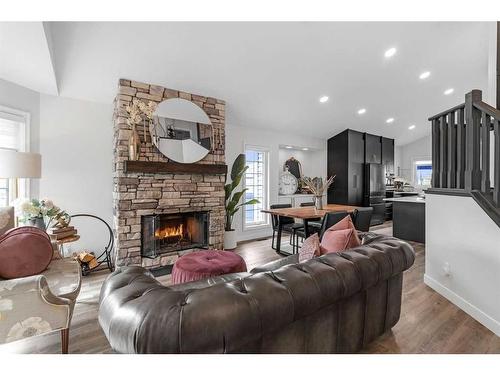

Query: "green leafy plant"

xmin=225 ymin=154 xmax=259 ymax=231
xmin=14 ymin=198 xmax=70 ymax=228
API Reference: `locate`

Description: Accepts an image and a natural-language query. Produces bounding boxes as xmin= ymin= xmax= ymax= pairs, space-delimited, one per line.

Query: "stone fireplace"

xmin=112 ymin=79 xmax=226 ymax=269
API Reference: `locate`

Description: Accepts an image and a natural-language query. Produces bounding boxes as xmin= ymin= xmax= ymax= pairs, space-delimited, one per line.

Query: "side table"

xmin=54 ymin=235 xmax=80 ymax=258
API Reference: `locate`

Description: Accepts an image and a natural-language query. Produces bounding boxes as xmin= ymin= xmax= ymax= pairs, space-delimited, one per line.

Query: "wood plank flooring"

xmin=2 ymin=224 xmax=500 ymax=354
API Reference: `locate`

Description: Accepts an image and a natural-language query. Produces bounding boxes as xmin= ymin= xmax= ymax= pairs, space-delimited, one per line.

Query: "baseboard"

xmin=424 ymin=274 xmax=500 ymax=337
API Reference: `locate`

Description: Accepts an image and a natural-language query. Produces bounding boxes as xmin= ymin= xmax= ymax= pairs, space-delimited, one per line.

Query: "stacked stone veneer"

xmin=113 ymin=79 xmax=226 ymax=268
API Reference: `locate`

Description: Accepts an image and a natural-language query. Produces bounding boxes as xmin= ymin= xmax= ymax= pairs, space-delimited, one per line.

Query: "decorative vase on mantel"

xmin=29 ymin=217 xmax=46 ymax=231
xmin=128 ymin=123 xmax=141 ymax=161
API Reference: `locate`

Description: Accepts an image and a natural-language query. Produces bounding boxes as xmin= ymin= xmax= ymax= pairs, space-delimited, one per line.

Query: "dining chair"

xmin=289 ymin=202 xmax=322 ymax=253
xmin=269 ymin=204 xmax=303 ymax=251
xmin=293 ymin=211 xmax=349 ymax=253
xmin=299 ymin=201 xmax=315 ymax=207
xmin=350 ymin=207 xmax=374 ymax=232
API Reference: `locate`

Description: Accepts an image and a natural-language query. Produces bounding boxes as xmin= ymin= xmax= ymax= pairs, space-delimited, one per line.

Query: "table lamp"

xmin=0 ymin=149 xmax=42 ymax=200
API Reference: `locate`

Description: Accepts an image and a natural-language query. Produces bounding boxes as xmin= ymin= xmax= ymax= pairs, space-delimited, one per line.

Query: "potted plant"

xmin=224 ymin=154 xmax=259 ymax=249
xmin=14 ymin=198 xmax=68 ymax=230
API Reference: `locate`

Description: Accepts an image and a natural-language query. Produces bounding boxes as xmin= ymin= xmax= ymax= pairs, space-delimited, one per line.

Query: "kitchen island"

xmin=384 ymin=196 xmax=425 ymax=243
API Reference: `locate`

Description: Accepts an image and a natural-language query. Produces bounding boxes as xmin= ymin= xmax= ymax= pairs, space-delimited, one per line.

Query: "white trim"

xmin=242 ymin=144 xmax=270 ymax=231
xmin=0 ymin=105 xmax=31 ymax=152
xmin=424 ymin=274 xmax=500 ymax=337
xmin=0 ymin=105 xmax=31 ymax=201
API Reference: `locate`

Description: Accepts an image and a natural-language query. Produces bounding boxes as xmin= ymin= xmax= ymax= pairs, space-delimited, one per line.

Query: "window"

xmin=0 ymin=105 xmax=30 ymax=206
xmin=243 ymin=146 xmax=269 ymax=229
xmin=414 ymin=160 xmax=432 ymax=187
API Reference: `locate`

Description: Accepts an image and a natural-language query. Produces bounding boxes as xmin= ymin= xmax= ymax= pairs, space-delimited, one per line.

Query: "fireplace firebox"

xmin=141 ymin=211 xmax=209 ymax=258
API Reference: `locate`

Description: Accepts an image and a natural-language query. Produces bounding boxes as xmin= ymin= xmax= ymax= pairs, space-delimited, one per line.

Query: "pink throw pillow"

xmin=328 ymin=214 xmax=356 ymax=232
xmin=320 ymin=228 xmax=361 ymax=254
xmin=298 ymin=233 xmax=320 ymax=262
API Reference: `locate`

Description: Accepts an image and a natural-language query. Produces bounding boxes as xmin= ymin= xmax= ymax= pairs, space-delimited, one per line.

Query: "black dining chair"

xmin=289 ymin=201 xmax=322 ymax=252
xmin=300 ymin=201 xmax=315 ymax=207
xmin=270 ymin=204 xmax=303 ymax=252
xmin=318 ymin=211 xmax=349 ymax=240
xmin=293 ymin=210 xmax=349 ymax=253
xmin=350 ymin=207 xmax=374 ymax=232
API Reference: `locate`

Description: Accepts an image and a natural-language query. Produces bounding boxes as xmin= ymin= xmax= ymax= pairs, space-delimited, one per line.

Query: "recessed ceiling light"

xmin=302 ymin=148 xmax=309 ymax=151
xmin=408 ymin=125 xmax=416 ymax=130
xmin=386 ymin=118 xmax=395 ymax=124
xmin=419 ymin=71 xmax=431 ymax=80
xmin=444 ymin=88 xmax=454 ymax=95
xmin=357 ymin=108 xmax=366 ymax=115
xmin=319 ymin=96 xmax=329 ymax=103
xmin=285 ymin=146 xmax=293 ymax=149
xmin=384 ymin=47 xmax=397 ymax=58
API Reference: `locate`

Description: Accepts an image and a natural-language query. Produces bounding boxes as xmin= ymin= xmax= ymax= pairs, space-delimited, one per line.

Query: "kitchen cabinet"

xmin=327 ymin=129 xmax=364 ymax=206
xmin=327 ymin=129 xmax=395 ymax=224
xmin=364 ymin=133 xmax=382 ymax=164
xmin=382 ymin=137 xmax=395 ymax=175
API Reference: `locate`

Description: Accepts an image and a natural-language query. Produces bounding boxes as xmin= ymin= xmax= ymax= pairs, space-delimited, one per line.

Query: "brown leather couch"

xmin=98 ymin=233 xmax=414 ymax=353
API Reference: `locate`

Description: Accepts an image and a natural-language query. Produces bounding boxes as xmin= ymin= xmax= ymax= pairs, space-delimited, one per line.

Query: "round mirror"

xmin=150 ymin=98 xmax=213 ymax=164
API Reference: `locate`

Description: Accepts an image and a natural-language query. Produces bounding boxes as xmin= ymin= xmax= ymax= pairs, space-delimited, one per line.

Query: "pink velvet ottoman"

xmin=171 ymin=250 xmax=247 ymax=285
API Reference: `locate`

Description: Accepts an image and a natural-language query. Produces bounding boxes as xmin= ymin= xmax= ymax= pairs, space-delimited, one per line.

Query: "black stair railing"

xmin=428 ymin=89 xmax=500 ymax=211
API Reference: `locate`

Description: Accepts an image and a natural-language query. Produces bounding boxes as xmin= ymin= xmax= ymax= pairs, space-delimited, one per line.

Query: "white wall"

xmin=39 ymin=94 xmax=113 ymax=254
xmin=225 ymin=123 xmax=327 ymax=241
xmin=278 ymin=148 xmax=324 ymax=179
xmin=425 ymin=194 xmax=500 ymax=336
xmin=0 ymin=78 xmax=41 ymax=197
xmin=395 ymin=135 xmax=431 ymax=188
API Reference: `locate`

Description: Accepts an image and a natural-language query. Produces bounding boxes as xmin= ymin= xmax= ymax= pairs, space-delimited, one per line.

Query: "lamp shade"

xmin=0 ymin=149 xmax=41 ymax=178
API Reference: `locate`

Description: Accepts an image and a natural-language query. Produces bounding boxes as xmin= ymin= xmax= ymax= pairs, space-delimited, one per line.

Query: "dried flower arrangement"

xmin=124 ymin=99 xmax=157 ymax=160
xmin=301 ymin=175 xmax=336 ymax=210
xmin=125 ymin=99 xmax=156 ymax=126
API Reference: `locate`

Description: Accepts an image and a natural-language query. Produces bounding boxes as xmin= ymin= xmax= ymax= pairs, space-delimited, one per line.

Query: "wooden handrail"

xmin=429 ymin=89 xmax=500 ymax=211
xmin=473 ymin=101 xmax=500 ymax=125
xmin=428 ymin=103 xmax=465 ymax=121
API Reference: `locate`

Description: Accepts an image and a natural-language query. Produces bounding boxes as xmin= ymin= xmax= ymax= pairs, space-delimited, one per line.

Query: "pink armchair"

xmin=0 ymin=225 xmax=81 ymax=353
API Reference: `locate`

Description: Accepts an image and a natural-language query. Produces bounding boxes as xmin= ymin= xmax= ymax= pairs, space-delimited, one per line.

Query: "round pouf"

xmin=171 ymin=250 xmax=247 ymax=285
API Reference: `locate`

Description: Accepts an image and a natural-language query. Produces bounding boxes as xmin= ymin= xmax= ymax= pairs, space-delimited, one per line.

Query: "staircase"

xmin=427 ymin=90 xmax=500 ymax=227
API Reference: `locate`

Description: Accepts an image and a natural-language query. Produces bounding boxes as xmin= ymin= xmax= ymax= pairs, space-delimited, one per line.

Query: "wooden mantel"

xmin=124 ymin=160 xmax=228 ymax=175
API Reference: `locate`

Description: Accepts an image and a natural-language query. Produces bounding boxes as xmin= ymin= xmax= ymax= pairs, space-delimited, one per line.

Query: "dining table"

xmin=261 ymin=204 xmax=361 ymax=253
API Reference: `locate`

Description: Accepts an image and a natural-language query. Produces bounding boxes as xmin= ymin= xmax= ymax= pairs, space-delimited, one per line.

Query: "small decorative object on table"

xmin=13 ymin=198 xmax=68 ymax=231
xmin=301 ymin=175 xmax=336 ymax=210
xmin=224 ymin=154 xmax=260 ymax=249
xmin=47 ymin=225 xmax=77 ymax=240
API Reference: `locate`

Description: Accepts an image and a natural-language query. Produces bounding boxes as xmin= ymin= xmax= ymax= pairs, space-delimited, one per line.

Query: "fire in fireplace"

xmin=141 ymin=211 xmax=209 ymax=258
xmin=155 ymin=222 xmax=184 ymax=243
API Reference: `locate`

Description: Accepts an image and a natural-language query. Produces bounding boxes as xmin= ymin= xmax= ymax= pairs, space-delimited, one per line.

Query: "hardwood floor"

xmin=2 ymin=225 xmax=500 ymax=354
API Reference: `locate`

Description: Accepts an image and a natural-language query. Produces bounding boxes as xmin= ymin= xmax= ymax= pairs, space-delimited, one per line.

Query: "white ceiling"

xmin=0 ymin=22 xmax=58 ymax=95
xmin=1 ymin=22 xmax=493 ymax=145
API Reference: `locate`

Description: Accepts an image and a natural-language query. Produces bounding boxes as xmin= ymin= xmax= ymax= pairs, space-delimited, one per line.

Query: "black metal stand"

xmin=70 ymin=214 xmax=114 ymax=276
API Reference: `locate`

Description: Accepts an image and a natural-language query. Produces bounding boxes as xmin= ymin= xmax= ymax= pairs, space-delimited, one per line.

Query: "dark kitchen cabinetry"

xmin=327 ymin=129 xmax=395 ymax=225
xmin=382 ymin=137 xmax=395 ymax=175
xmin=327 ymin=129 xmax=364 ymax=206
xmin=364 ymin=133 xmax=382 ymax=164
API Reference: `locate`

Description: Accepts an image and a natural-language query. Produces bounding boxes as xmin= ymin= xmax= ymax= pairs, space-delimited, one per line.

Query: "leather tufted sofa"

xmin=98 ymin=233 xmax=414 ymax=353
